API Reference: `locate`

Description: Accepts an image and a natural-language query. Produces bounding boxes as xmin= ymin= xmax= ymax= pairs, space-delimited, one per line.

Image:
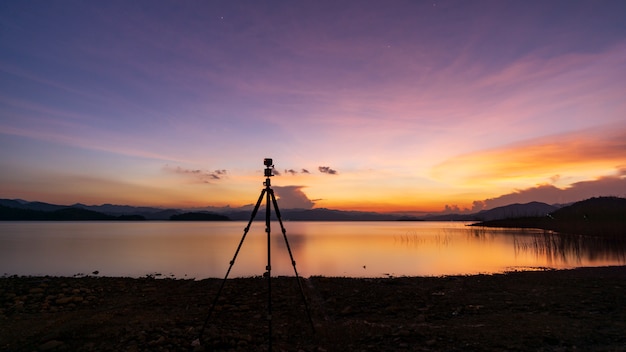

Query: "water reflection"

xmin=1 ymin=222 xmax=625 ymax=278
xmin=512 ymin=231 xmax=626 ymax=265
xmin=393 ymin=231 xmax=455 ymax=248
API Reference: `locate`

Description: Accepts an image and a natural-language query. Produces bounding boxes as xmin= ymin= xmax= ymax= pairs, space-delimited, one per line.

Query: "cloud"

xmin=432 ymin=124 xmax=626 ymax=184
xmin=272 ymin=186 xmax=315 ymax=209
xmin=279 ymin=168 xmax=315 ymax=176
xmin=442 ymin=204 xmax=462 ymax=214
xmin=163 ymin=165 xmax=227 ymax=183
xmin=474 ymin=171 xmax=626 ymax=209
xmin=318 ymin=166 xmax=338 ymax=175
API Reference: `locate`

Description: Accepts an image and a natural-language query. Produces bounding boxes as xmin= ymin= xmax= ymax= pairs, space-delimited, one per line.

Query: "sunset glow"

xmin=1 ymin=1 xmax=625 ymax=212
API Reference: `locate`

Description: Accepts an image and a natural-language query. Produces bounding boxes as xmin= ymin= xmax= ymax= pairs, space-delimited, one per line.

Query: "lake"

xmin=1 ymin=221 xmax=624 ymax=278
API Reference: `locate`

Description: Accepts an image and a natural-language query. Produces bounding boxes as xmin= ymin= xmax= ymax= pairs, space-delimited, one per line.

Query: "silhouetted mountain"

xmin=170 ymin=212 xmax=230 ymax=221
xmin=0 ymin=199 xmax=193 ymax=220
xmin=70 ymin=203 xmax=177 ymax=220
xmin=3 ymin=197 xmax=619 ymax=223
xmin=143 ymin=209 xmax=182 ymax=220
xmin=550 ymin=197 xmax=626 ymax=221
xmin=0 ymin=205 xmax=146 ymax=221
xmin=420 ymin=213 xmax=477 ymax=221
xmin=420 ymin=202 xmax=557 ymax=221
xmin=0 ymin=199 xmax=65 ymax=212
xmin=0 ymin=199 xmax=25 ymax=208
xmin=0 ymin=205 xmax=43 ymax=220
xmin=474 ymin=202 xmax=557 ymax=221
xmin=115 ymin=214 xmax=146 ymax=221
xmin=473 ymin=197 xmax=626 ymax=238
xmin=50 ymin=208 xmax=117 ymax=220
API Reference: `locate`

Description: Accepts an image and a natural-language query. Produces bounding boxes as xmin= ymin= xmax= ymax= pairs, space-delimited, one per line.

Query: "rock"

xmin=340 ymin=306 xmax=353 ymax=315
xmin=395 ymin=329 xmax=412 ymax=337
xmin=39 ymin=340 xmax=64 ymax=351
xmin=149 ymin=335 xmax=166 ymax=345
xmin=55 ymin=296 xmax=73 ymax=305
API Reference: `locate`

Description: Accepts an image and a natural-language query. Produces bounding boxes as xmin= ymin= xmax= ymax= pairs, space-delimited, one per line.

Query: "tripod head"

xmin=263 ymin=158 xmax=274 ymax=186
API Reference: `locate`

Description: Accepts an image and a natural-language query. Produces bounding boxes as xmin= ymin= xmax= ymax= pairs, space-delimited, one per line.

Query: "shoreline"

xmin=2 ymin=266 xmax=625 ymax=351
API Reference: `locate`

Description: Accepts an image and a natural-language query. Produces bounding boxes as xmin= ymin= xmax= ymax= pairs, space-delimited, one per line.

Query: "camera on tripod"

xmin=264 ymin=158 xmax=274 ymax=177
xmin=197 ymin=157 xmax=314 ymax=346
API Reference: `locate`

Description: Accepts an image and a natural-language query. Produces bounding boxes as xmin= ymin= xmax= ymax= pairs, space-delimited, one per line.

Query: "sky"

xmin=1 ymin=0 xmax=625 ymax=213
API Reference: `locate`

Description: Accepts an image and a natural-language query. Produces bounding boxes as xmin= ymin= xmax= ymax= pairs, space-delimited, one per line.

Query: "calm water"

xmin=1 ymin=221 xmax=624 ymax=278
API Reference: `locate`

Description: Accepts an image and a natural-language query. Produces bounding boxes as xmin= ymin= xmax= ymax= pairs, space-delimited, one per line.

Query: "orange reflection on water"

xmin=1 ymin=222 xmax=624 ymax=278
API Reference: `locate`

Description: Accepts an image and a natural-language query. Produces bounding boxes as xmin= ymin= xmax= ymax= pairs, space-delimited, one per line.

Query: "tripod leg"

xmin=265 ymin=185 xmax=273 ymax=351
xmin=269 ymin=189 xmax=316 ymax=333
xmin=197 ymin=188 xmax=266 ymax=343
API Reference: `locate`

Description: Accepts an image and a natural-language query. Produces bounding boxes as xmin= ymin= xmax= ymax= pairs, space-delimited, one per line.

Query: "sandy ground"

xmin=2 ymin=266 xmax=626 ymax=351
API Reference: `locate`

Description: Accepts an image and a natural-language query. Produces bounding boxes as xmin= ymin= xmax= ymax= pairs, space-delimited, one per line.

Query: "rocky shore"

xmin=2 ymin=266 xmax=625 ymax=351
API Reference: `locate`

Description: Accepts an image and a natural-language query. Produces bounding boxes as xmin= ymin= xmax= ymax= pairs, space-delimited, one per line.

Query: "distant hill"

xmin=551 ymin=197 xmax=626 ymax=221
xmin=70 ymin=203 xmax=181 ymax=220
xmin=419 ymin=213 xmax=476 ymax=221
xmin=0 ymin=200 xmax=172 ymax=220
xmin=474 ymin=202 xmax=557 ymax=221
xmin=0 ymin=199 xmax=65 ymax=212
xmin=421 ymin=201 xmax=557 ymax=221
xmin=170 ymin=212 xmax=230 ymax=221
xmin=0 ymin=199 xmax=229 ymax=221
xmin=0 ymin=204 xmax=145 ymax=221
xmin=473 ymin=197 xmax=626 ymax=238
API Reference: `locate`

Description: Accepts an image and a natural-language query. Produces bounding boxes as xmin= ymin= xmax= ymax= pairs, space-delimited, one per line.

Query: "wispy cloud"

xmin=277 ymin=167 xmax=337 ymax=176
xmin=163 ymin=165 xmax=227 ymax=184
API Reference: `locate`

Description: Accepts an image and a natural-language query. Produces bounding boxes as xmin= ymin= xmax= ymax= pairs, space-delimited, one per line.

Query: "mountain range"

xmin=1 ymin=197 xmax=563 ymax=221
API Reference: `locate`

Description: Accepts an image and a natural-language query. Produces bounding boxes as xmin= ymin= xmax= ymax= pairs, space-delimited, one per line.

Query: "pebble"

xmin=55 ymin=296 xmax=73 ymax=305
xmin=39 ymin=340 xmax=64 ymax=351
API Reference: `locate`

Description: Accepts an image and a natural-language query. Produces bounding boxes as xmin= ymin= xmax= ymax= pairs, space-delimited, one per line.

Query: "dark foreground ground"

xmin=2 ymin=266 xmax=625 ymax=351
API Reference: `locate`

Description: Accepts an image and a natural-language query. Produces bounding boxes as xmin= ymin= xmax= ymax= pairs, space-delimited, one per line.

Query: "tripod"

xmin=196 ymin=159 xmax=314 ymax=350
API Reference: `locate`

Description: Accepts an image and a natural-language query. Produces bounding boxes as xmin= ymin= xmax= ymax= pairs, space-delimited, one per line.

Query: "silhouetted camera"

xmin=264 ymin=158 xmax=274 ymax=177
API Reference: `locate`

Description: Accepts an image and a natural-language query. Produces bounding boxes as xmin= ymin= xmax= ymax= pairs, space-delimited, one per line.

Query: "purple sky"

xmin=1 ymin=1 xmax=625 ymax=212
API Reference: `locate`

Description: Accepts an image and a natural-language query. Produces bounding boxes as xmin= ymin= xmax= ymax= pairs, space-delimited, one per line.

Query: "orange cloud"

xmin=432 ymin=125 xmax=626 ymax=186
